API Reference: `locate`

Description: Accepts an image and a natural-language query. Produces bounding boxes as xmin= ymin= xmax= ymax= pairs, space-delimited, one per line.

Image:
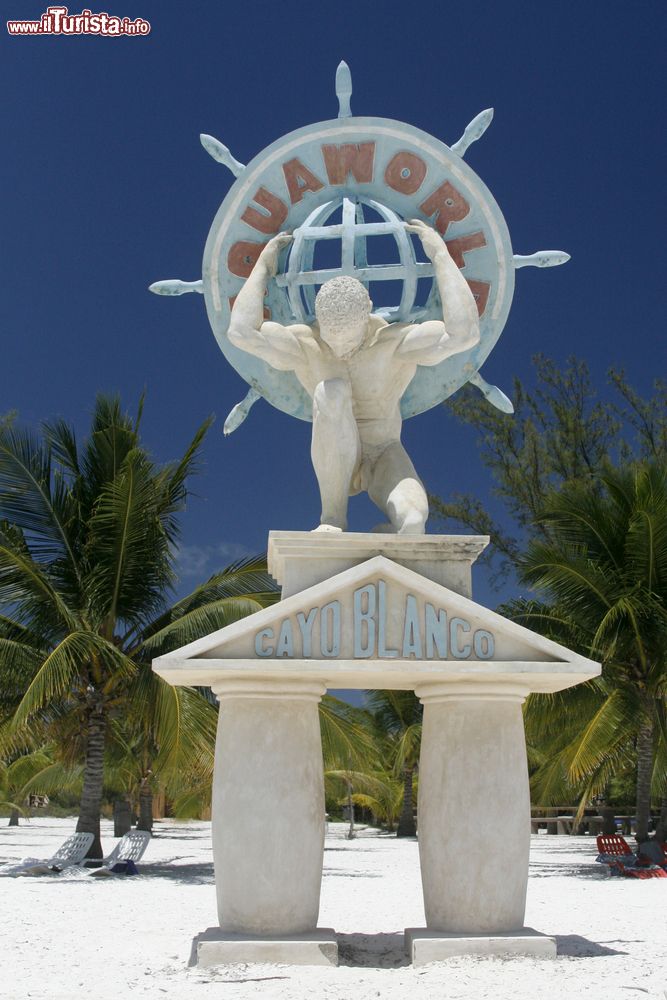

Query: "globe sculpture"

xmin=276 ymin=196 xmax=435 ymax=325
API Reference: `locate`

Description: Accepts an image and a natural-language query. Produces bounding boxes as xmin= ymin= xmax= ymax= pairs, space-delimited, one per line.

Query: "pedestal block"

xmin=268 ymin=530 xmax=488 ymax=599
xmin=153 ymin=532 xmax=600 ymax=967
xmin=211 ymin=678 xmax=326 ymax=936
xmin=405 ymin=927 xmax=557 ymax=964
xmin=196 ymin=928 xmax=338 ymax=967
xmin=416 ymin=682 xmax=530 ymax=933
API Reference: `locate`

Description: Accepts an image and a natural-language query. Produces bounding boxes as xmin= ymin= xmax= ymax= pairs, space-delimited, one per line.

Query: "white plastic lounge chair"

xmin=2 ymin=831 xmax=94 ymax=876
xmin=89 ymin=829 xmax=150 ymax=877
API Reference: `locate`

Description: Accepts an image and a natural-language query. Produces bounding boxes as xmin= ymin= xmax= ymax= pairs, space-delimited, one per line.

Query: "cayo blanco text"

xmin=254 ymin=581 xmax=495 ymax=660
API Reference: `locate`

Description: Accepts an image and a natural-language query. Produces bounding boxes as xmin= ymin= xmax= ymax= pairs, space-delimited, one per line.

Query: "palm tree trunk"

xmin=346 ymin=780 xmax=355 ymax=840
xmin=635 ymin=719 xmax=654 ymax=843
xmin=8 ymin=808 xmax=20 ymax=827
xmin=113 ymin=797 xmax=132 ymax=837
xmin=655 ymin=795 xmax=667 ymax=843
xmin=397 ymin=767 xmax=416 ymax=838
xmin=136 ymin=776 xmax=153 ymax=833
xmin=76 ymin=699 xmax=106 ymax=858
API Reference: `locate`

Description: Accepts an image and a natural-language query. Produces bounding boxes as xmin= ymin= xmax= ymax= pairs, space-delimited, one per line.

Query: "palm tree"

xmin=345 ymin=770 xmax=405 ymax=831
xmin=501 ymin=600 xmax=634 ymax=819
xmin=0 ymin=396 xmax=277 ymax=856
xmin=0 ymin=743 xmax=82 ymax=825
xmin=515 ymin=462 xmax=667 ymax=842
xmin=319 ymin=695 xmax=382 ymax=838
xmin=365 ymin=690 xmax=422 ymax=837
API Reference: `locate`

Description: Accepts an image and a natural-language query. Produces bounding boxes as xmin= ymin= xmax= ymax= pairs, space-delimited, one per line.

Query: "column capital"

xmin=211 ymin=677 xmax=327 ymax=701
xmin=415 ymin=681 xmax=528 ymax=704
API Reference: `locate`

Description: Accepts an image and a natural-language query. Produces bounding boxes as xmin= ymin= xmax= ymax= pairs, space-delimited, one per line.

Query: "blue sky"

xmin=2 ymin=0 xmax=665 ymax=611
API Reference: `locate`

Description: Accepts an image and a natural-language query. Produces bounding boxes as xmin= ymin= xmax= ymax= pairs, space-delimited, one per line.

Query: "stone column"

xmin=211 ymin=678 xmax=327 ymax=935
xmin=415 ymin=682 xmax=530 ymax=934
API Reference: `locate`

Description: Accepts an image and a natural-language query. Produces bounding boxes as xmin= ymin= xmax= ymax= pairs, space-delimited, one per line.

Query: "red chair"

xmin=612 ymin=862 xmax=667 ymax=880
xmin=599 ymin=835 xmax=667 ymax=878
xmin=596 ymin=834 xmax=633 ymax=858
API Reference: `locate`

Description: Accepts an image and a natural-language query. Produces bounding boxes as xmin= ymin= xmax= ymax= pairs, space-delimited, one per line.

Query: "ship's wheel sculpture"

xmin=150 ymin=62 xmax=568 ymax=434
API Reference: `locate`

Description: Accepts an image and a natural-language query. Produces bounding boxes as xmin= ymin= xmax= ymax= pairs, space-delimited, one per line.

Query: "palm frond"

xmin=566 ymin=690 xmax=640 ymax=781
xmin=42 ymin=418 xmax=80 ymax=477
xmin=140 ymin=554 xmax=278 ymax=642
xmin=85 ymin=449 xmax=172 ymax=630
xmin=0 ymin=637 xmax=44 ymax=703
xmin=11 ymin=631 xmax=137 ymax=730
xmin=136 ymin=596 xmax=265 ymax=657
xmin=319 ymin=696 xmax=378 ymax=771
xmin=0 ymin=533 xmax=78 ymax=632
xmin=152 ymin=681 xmax=217 ymax=784
xmin=0 ymin=424 xmax=81 ymax=572
xmin=391 ymin=722 xmax=422 ymax=774
xmin=81 ymin=395 xmax=139 ymax=491
xmin=153 ymin=416 xmax=213 ymax=538
xmin=325 ymin=768 xmax=394 ymax=798
xmin=521 ymin=545 xmax=614 ymax=614
xmin=171 ymin=783 xmax=211 ymax=819
xmin=14 ymin=757 xmax=84 ymax=800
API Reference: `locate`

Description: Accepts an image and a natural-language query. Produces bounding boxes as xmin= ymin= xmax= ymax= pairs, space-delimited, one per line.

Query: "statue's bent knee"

xmin=313 ymin=378 xmax=352 ymax=417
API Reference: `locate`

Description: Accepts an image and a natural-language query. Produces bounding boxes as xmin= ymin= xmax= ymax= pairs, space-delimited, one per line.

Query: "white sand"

xmin=1 ymin=817 xmax=665 ymax=1000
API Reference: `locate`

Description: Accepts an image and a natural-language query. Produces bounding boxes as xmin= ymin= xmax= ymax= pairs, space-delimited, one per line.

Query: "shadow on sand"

xmin=141 ymin=861 xmax=214 ymax=885
xmin=554 ymin=934 xmax=629 ymax=957
xmin=149 ymin=828 xmax=211 ymax=841
xmin=323 ymin=868 xmax=382 ymax=878
xmin=337 ymin=931 xmax=409 ymax=967
xmin=529 ymin=861 xmax=609 ymax=880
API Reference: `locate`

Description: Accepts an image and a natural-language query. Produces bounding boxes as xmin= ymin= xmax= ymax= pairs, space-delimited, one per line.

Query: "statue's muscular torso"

xmin=290 ymin=317 xmax=416 ymax=448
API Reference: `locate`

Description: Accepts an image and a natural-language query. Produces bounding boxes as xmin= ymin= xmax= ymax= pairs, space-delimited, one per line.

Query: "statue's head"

xmin=315 ymin=276 xmax=372 ymax=359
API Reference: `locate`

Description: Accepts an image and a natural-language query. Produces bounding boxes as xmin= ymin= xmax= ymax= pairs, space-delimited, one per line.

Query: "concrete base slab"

xmin=405 ymin=927 xmax=557 ymax=965
xmin=195 ymin=927 xmax=338 ymax=967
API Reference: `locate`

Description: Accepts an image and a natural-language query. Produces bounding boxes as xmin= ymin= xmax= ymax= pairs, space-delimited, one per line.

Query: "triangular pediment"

xmin=154 ymin=557 xmax=599 ymax=692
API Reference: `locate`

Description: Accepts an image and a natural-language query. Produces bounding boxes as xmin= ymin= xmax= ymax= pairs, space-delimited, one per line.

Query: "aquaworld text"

xmin=228 ymin=141 xmax=490 ymax=315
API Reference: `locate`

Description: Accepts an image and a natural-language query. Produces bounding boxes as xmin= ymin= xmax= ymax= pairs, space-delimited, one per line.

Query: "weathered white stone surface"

xmin=268 ymin=530 xmax=488 ymax=598
xmin=416 ymin=685 xmax=531 ymax=933
xmin=196 ymin=927 xmax=338 ymax=967
xmin=211 ymin=678 xmax=326 ymax=936
xmin=405 ymin=927 xmax=557 ymax=964
xmin=153 ymin=552 xmax=600 ymax=693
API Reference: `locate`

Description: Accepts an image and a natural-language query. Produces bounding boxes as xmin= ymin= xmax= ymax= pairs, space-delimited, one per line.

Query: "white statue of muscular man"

xmin=228 ymin=219 xmax=480 ymax=534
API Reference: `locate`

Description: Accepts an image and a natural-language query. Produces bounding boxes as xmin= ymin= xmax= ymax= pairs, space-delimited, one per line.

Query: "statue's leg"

xmin=368 ymin=441 xmax=428 ymax=535
xmin=311 ymin=378 xmax=360 ymax=531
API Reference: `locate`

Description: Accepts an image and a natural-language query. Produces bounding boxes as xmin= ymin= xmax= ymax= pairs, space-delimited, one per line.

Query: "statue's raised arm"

xmin=395 ymin=220 xmax=480 ymax=365
xmin=228 ymin=233 xmax=309 ymax=372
